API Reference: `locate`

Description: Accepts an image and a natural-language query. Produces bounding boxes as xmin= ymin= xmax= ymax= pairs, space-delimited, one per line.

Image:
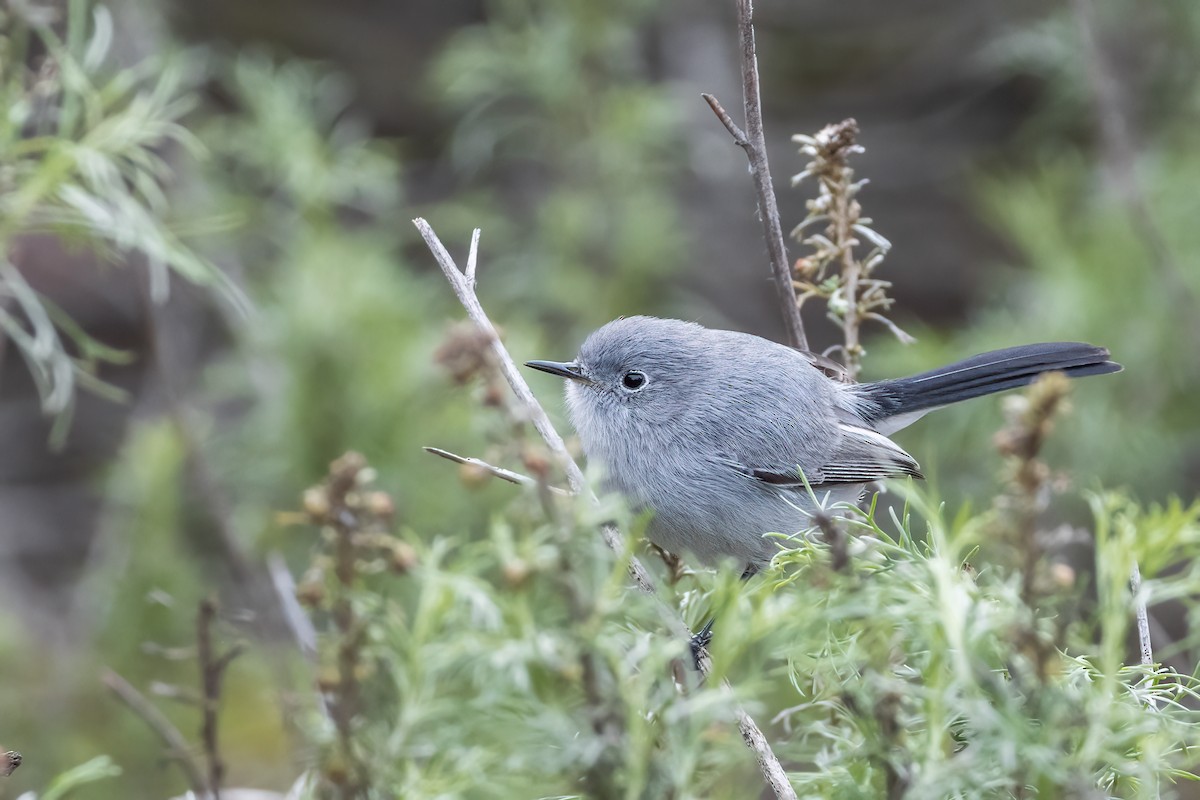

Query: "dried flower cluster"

xmin=297 ymin=451 xmax=411 ymax=799
xmin=791 ymin=119 xmax=912 ymax=378
xmin=992 ymin=371 xmax=1073 ymax=678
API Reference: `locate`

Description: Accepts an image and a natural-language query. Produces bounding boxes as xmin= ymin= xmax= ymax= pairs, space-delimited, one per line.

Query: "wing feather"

xmin=728 ymin=423 xmax=923 ymax=489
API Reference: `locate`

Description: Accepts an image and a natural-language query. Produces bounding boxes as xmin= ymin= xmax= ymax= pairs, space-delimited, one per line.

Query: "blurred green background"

xmin=1 ymin=0 xmax=1198 ymax=796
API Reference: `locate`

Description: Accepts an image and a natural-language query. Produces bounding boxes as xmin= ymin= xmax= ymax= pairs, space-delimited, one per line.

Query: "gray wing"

xmin=726 ymin=423 xmax=924 ymax=489
xmin=700 ymin=329 xmax=923 ymax=489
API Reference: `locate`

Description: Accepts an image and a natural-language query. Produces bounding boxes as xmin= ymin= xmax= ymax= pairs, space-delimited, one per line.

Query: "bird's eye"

xmin=621 ymin=371 xmax=647 ymax=391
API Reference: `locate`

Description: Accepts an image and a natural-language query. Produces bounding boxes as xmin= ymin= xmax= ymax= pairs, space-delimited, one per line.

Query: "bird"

xmin=526 ymin=316 xmax=1121 ymax=573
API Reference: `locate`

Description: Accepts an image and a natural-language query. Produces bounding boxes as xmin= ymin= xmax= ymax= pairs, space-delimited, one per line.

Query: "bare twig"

xmin=701 ymin=0 xmax=808 ymax=351
xmin=1129 ymin=562 xmax=1153 ymax=667
xmin=103 ymin=668 xmax=209 ymax=797
xmin=1069 ymin=0 xmax=1194 ymax=307
xmin=415 ymin=225 xmax=583 ymax=490
xmin=702 ymin=93 xmax=747 ymax=143
xmin=812 ymin=509 xmax=849 ymax=572
xmin=423 ymin=446 xmax=570 ymax=495
xmin=465 ymin=227 xmax=481 ymax=287
xmin=198 ymin=597 xmax=243 ymax=800
xmin=1129 ymin=561 xmax=1159 ymax=712
xmin=414 ymin=219 xmax=797 ymax=800
xmin=694 ymin=649 xmax=796 ymax=799
xmin=266 ymin=552 xmax=320 ymax=663
xmin=413 ymin=219 xmax=657 ymax=595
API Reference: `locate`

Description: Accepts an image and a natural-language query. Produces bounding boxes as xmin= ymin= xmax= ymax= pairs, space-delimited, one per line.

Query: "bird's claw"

xmin=689 ymin=618 xmax=715 ymax=670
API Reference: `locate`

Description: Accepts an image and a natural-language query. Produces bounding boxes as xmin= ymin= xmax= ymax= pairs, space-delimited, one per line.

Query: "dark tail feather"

xmin=859 ymin=342 xmax=1122 ymax=426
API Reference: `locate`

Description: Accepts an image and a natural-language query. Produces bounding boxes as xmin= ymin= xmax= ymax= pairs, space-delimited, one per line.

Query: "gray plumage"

xmin=526 ymin=316 xmax=1121 ymax=570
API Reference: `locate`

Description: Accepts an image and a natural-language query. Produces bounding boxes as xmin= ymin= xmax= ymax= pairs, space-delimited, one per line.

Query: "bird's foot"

xmin=689 ymin=618 xmax=715 ymax=670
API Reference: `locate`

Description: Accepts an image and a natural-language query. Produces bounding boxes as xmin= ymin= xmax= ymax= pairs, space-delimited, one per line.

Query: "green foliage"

xmin=429 ymin=0 xmax=686 ymax=330
xmin=195 ymin=53 xmax=497 ymax=544
xmin=29 ymin=756 xmax=121 ymax=800
xmin=726 ymin=492 xmax=1200 ymax=798
xmin=6 ymin=1 xmax=1200 ymax=798
xmin=274 ymin=452 xmax=1200 ymax=798
xmin=291 ymin=471 xmax=750 ymax=799
xmin=0 ymin=1 xmax=240 ymax=440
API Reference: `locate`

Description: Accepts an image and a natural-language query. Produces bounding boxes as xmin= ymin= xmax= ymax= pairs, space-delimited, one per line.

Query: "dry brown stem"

xmin=103 ymin=668 xmax=209 ymax=796
xmin=299 ymin=452 xmax=411 ymax=799
xmin=812 ymin=509 xmax=849 ymax=573
xmin=700 ymin=0 xmax=808 ymax=351
xmin=197 ymin=597 xmax=243 ymax=800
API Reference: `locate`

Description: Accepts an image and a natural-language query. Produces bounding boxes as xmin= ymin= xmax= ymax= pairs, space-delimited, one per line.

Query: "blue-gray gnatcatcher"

xmin=526 ymin=316 xmax=1121 ymax=571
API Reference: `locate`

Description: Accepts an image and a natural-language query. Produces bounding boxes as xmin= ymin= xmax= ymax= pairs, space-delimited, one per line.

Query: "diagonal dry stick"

xmin=413 ymin=219 xmax=656 ymax=594
xmin=702 ymin=0 xmax=808 ymax=352
xmin=424 ymin=446 xmax=571 ymax=495
xmin=413 ymin=219 xmax=796 ymax=800
xmin=103 ymin=668 xmax=209 ymax=796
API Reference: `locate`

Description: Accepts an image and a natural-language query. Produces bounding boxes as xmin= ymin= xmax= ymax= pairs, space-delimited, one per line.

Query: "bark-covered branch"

xmin=701 ymin=0 xmax=808 ymax=351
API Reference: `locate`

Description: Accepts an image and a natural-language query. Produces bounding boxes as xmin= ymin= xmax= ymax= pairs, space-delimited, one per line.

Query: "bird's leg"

xmin=689 ymin=563 xmax=759 ymax=669
xmin=689 ymin=617 xmax=715 ymax=670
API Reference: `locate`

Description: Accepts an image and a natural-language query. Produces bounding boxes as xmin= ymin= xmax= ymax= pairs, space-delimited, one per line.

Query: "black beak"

xmin=525 ymin=360 xmax=592 ymax=384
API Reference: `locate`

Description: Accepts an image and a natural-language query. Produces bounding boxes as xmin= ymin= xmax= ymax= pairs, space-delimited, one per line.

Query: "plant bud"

xmin=303 ymin=487 xmax=331 ymax=521
xmin=459 ymin=462 xmax=491 ymax=489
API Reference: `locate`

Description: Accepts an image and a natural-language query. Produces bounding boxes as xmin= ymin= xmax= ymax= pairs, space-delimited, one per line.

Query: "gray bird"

xmin=526 ymin=316 xmax=1121 ymax=572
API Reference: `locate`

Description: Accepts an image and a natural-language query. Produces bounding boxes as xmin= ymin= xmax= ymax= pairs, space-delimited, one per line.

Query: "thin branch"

xmin=465 ymin=227 xmax=481 ymax=287
xmin=423 ymin=446 xmax=570 ymax=495
xmin=1129 ymin=561 xmax=1158 ymax=711
xmin=864 ymin=312 xmax=916 ymax=345
xmin=102 ymin=668 xmax=209 ymax=797
xmin=701 ymin=0 xmax=808 ymax=351
xmin=140 ymin=271 xmax=253 ymax=583
xmin=412 ymin=219 xmax=655 ymax=595
xmin=701 ymin=93 xmax=747 ymax=144
xmin=198 ymin=597 xmax=242 ymax=800
xmin=1069 ymin=0 xmax=1194 ymax=306
xmin=695 ymin=649 xmax=796 ymax=799
xmin=149 ymin=681 xmax=203 ymax=705
xmin=414 ymin=219 xmax=796 ymax=800
xmin=1129 ymin=562 xmax=1154 ymax=666
xmin=266 ymin=552 xmax=320 ymax=663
